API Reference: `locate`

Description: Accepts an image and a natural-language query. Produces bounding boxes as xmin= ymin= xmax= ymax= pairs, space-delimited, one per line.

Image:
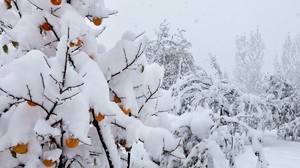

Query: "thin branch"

xmin=12 ymin=0 xmax=22 ymax=18
xmin=62 ymin=83 xmax=84 ymax=93
xmin=111 ymin=122 xmax=126 ymax=130
xmin=111 ymin=43 xmax=144 ymax=78
xmin=27 ymin=0 xmax=43 ymax=10
xmin=40 ymin=73 xmax=45 ymax=89
xmin=91 ymin=109 xmax=114 ymax=168
xmin=43 ymin=56 xmax=51 ymax=68
xmin=60 ymin=92 xmax=80 ymax=101
xmin=61 ymin=27 xmax=70 ymax=88
xmin=123 ymin=48 xmax=128 ymax=65
xmin=127 ymin=152 xmax=131 ymax=168
xmin=46 ymin=102 xmax=58 ymax=120
xmin=26 ymin=85 xmax=32 ymax=100
xmin=49 ymin=74 xmax=60 ymax=84
xmin=138 ymin=79 xmax=161 ymax=114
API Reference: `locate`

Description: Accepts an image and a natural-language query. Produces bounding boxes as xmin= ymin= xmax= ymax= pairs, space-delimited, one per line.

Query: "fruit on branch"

xmin=27 ymin=101 xmax=37 ymax=107
xmin=95 ymin=113 xmax=105 ymax=122
xmin=50 ymin=0 xmax=62 ymax=6
xmin=43 ymin=159 xmax=56 ymax=167
xmin=69 ymin=38 xmax=83 ymax=47
xmin=75 ymin=38 xmax=83 ymax=47
xmin=92 ymin=17 xmax=102 ymax=26
xmin=40 ymin=22 xmax=53 ymax=31
xmin=2 ymin=44 xmax=8 ymax=54
xmin=119 ymin=105 xmax=131 ymax=115
xmin=4 ymin=0 xmax=12 ymax=9
xmin=69 ymin=42 xmax=75 ymax=47
xmin=113 ymin=95 xmax=121 ymax=103
xmin=65 ymin=137 xmax=79 ymax=148
xmin=11 ymin=143 xmax=28 ymax=154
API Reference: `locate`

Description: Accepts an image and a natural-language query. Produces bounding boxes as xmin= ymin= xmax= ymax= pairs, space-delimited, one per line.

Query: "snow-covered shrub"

xmin=172 ymin=74 xmax=273 ymax=130
xmin=262 ymin=75 xmax=300 ymax=140
xmin=277 ymin=118 xmax=300 ymax=141
xmin=169 ymin=74 xmax=269 ymax=168
xmin=0 ymin=1 xmax=181 ymax=167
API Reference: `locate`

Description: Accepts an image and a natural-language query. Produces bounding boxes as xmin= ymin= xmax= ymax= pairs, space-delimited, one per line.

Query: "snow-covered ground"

xmin=236 ymin=131 xmax=300 ymax=168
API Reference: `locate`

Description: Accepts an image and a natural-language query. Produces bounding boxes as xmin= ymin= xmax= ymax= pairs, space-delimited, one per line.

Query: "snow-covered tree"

xmin=261 ymin=75 xmax=300 ymax=141
xmin=234 ymin=29 xmax=265 ymax=94
xmin=275 ymin=34 xmax=300 ymax=87
xmin=169 ymin=71 xmax=269 ymax=168
xmin=145 ymin=21 xmax=196 ymax=90
xmin=0 ymin=1 xmax=182 ymax=168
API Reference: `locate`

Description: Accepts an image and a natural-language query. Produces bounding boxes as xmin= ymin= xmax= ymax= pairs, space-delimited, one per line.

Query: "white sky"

xmin=100 ymin=0 xmax=300 ymax=76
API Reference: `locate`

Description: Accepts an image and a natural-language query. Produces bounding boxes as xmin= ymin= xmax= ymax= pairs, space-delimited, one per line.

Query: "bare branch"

xmin=138 ymin=79 xmax=161 ymax=114
xmin=60 ymin=92 xmax=80 ymax=102
xmin=111 ymin=43 xmax=144 ymax=78
xmin=26 ymin=85 xmax=32 ymax=100
xmin=62 ymin=83 xmax=84 ymax=93
xmin=12 ymin=0 xmax=22 ymax=18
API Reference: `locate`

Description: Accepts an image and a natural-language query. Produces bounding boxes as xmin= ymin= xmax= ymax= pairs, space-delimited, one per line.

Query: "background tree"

xmin=275 ymin=34 xmax=300 ymax=88
xmin=145 ymin=21 xmax=196 ymax=90
xmin=234 ymin=29 xmax=265 ymax=94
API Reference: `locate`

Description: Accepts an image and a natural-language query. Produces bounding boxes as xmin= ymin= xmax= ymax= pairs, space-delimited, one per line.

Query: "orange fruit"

xmin=119 ymin=105 xmax=131 ymax=115
xmin=113 ymin=95 xmax=121 ymax=103
xmin=11 ymin=143 xmax=28 ymax=154
xmin=69 ymin=42 xmax=75 ymax=47
xmin=65 ymin=138 xmax=79 ymax=148
xmin=95 ymin=113 xmax=105 ymax=122
xmin=27 ymin=101 xmax=37 ymax=107
xmin=41 ymin=22 xmax=52 ymax=31
xmin=50 ymin=0 xmax=62 ymax=5
xmin=43 ymin=159 xmax=56 ymax=167
xmin=75 ymin=39 xmax=83 ymax=47
xmin=92 ymin=17 xmax=102 ymax=26
xmin=5 ymin=0 xmax=11 ymax=7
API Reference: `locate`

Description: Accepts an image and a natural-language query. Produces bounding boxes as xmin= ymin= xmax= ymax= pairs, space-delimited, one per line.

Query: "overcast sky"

xmin=100 ymin=0 xmax=300 ymax=77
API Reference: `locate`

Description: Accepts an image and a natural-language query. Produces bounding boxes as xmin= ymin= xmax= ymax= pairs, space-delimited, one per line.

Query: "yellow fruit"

xmin=11 ymin=143 xmax=28 ymax=154
xmin=50 ymin=0 xmax=62 ymax=6
xmin=27 ymin=101 xmax=37 ymax=107
xmin=43 ymin=159 xmax=56 ymax=167
xmin=95 ymin=113 xmax=105 ymax=122
xmin=65 ymin=138 xmax=79 ymax=148
xmin=92 ymin=17 xmax=102 ymax=26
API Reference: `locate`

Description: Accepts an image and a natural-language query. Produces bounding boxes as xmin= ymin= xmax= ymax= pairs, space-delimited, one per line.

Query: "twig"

xmin=138 ymin=79 xmax=161 ymax=114
xmin=91 ymin=109 xmax=114 ymax=168
xmin=111 ymin=43 xmax=144 ymax=78
xmin=60 ymin=92 xmax=80 ymax=101
xmin=12 ymin=0 xmax=22 ymax=18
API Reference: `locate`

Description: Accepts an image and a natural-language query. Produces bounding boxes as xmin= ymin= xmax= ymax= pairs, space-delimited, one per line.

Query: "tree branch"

xmin=91 ymin=109 xmax=114 ymax=168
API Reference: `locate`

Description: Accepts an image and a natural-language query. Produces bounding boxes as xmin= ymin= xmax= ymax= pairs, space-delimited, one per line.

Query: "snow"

xmin=236 ymin=131 xmax=300 ymax=168
xmin=1 ymin=0 xmax=299 ymax=167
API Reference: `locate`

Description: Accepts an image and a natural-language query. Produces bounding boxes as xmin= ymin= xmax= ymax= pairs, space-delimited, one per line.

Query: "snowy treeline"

xmin=0 ymin=1 xmax=299 ymax=168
